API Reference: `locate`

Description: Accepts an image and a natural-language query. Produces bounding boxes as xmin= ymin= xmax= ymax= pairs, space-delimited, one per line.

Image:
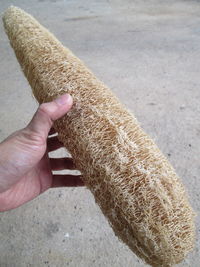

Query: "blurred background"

xmin=0 ymin=0 xmax=199 ymax=266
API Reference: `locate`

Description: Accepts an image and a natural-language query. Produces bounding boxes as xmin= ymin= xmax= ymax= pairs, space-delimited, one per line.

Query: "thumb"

xmin=27 ymin=94 xmax=73 ymax=141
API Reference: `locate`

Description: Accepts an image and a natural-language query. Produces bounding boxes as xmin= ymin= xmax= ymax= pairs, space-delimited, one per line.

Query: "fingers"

xmin=47 ymin=136 xmax=63 ymax=152
xmin=47 ymin=124 xmax=83 ymax=188
xmin=50 ymin=157 xmax=75 ymax=171
xmin=26 ymin=94 xmax=73 ymax=142
xmin=52 ymin=175 xmax=84 ymax=187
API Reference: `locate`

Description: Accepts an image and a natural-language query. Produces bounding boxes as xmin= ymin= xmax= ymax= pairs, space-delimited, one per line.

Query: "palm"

xmin=0 ymin=150 xmax=52 ymax=210
xmin=0 ymin=133 xmax=83 ymax=212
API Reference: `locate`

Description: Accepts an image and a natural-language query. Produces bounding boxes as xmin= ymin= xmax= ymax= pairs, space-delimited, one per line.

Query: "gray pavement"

xmin=0 ymin=0 xmax=199 ymax=266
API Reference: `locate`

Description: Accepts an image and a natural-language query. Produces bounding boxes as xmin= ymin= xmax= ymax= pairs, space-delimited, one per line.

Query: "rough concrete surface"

xmin=0 ymin=0 xmax=199 ymax=266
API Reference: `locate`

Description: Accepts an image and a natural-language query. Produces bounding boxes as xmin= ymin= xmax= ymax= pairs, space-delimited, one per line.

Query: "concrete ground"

xmin=0 ymin=0 xmax=199 ymax=266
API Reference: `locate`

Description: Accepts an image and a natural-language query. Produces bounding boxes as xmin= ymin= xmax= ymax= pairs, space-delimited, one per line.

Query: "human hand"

xmin=0 ymin=94 xmax=83 ymax=212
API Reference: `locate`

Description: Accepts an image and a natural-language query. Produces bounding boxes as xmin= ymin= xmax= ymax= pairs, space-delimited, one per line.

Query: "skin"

xmin=0 ymin=94 xmax=84 ymax=212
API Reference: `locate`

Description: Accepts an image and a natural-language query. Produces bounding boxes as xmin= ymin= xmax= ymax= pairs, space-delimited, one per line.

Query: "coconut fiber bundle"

xmin=3 ymin=6 xmax=195 ymax=267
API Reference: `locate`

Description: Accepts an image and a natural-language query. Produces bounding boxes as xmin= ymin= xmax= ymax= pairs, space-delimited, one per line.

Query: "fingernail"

xmin=55 ymin=94 xmax=72 ymax=106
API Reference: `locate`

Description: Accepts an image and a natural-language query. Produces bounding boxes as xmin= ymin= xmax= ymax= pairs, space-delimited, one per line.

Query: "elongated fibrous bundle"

xmin=3 ymin=6 xmax=195 ymax=267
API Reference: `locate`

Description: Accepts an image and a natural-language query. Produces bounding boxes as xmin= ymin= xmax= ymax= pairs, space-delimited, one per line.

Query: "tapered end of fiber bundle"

xmin=3 ymin=6 xmax=196 ymax=267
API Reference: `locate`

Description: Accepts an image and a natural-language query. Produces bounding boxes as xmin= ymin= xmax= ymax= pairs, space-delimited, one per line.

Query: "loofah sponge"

xmin=3 ymin=6 xmax=195 ymax=267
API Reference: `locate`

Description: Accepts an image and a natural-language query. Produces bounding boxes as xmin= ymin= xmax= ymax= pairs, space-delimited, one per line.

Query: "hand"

xmin=0 ymin=94 xmax=84 ymax=212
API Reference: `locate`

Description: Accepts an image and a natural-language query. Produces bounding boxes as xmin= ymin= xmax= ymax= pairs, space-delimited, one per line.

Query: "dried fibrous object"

xmin=3 ymin=6 xmax=195 ymax=267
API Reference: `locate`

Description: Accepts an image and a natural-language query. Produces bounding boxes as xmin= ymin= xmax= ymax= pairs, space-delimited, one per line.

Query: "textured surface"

xmin=0 ymin=1 xmax=199 ymax=267
xmin=2 ymin=5 xmax=196 ymax=267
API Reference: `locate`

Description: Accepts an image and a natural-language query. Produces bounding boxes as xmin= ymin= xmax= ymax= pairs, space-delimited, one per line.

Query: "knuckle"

xmin=38 ymin=103 xmax=49 ymax=116
xmin=22 ymin=128 xmax=46 ymax=147
xmin=38 ymin=103 xmax=53 ymax=125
